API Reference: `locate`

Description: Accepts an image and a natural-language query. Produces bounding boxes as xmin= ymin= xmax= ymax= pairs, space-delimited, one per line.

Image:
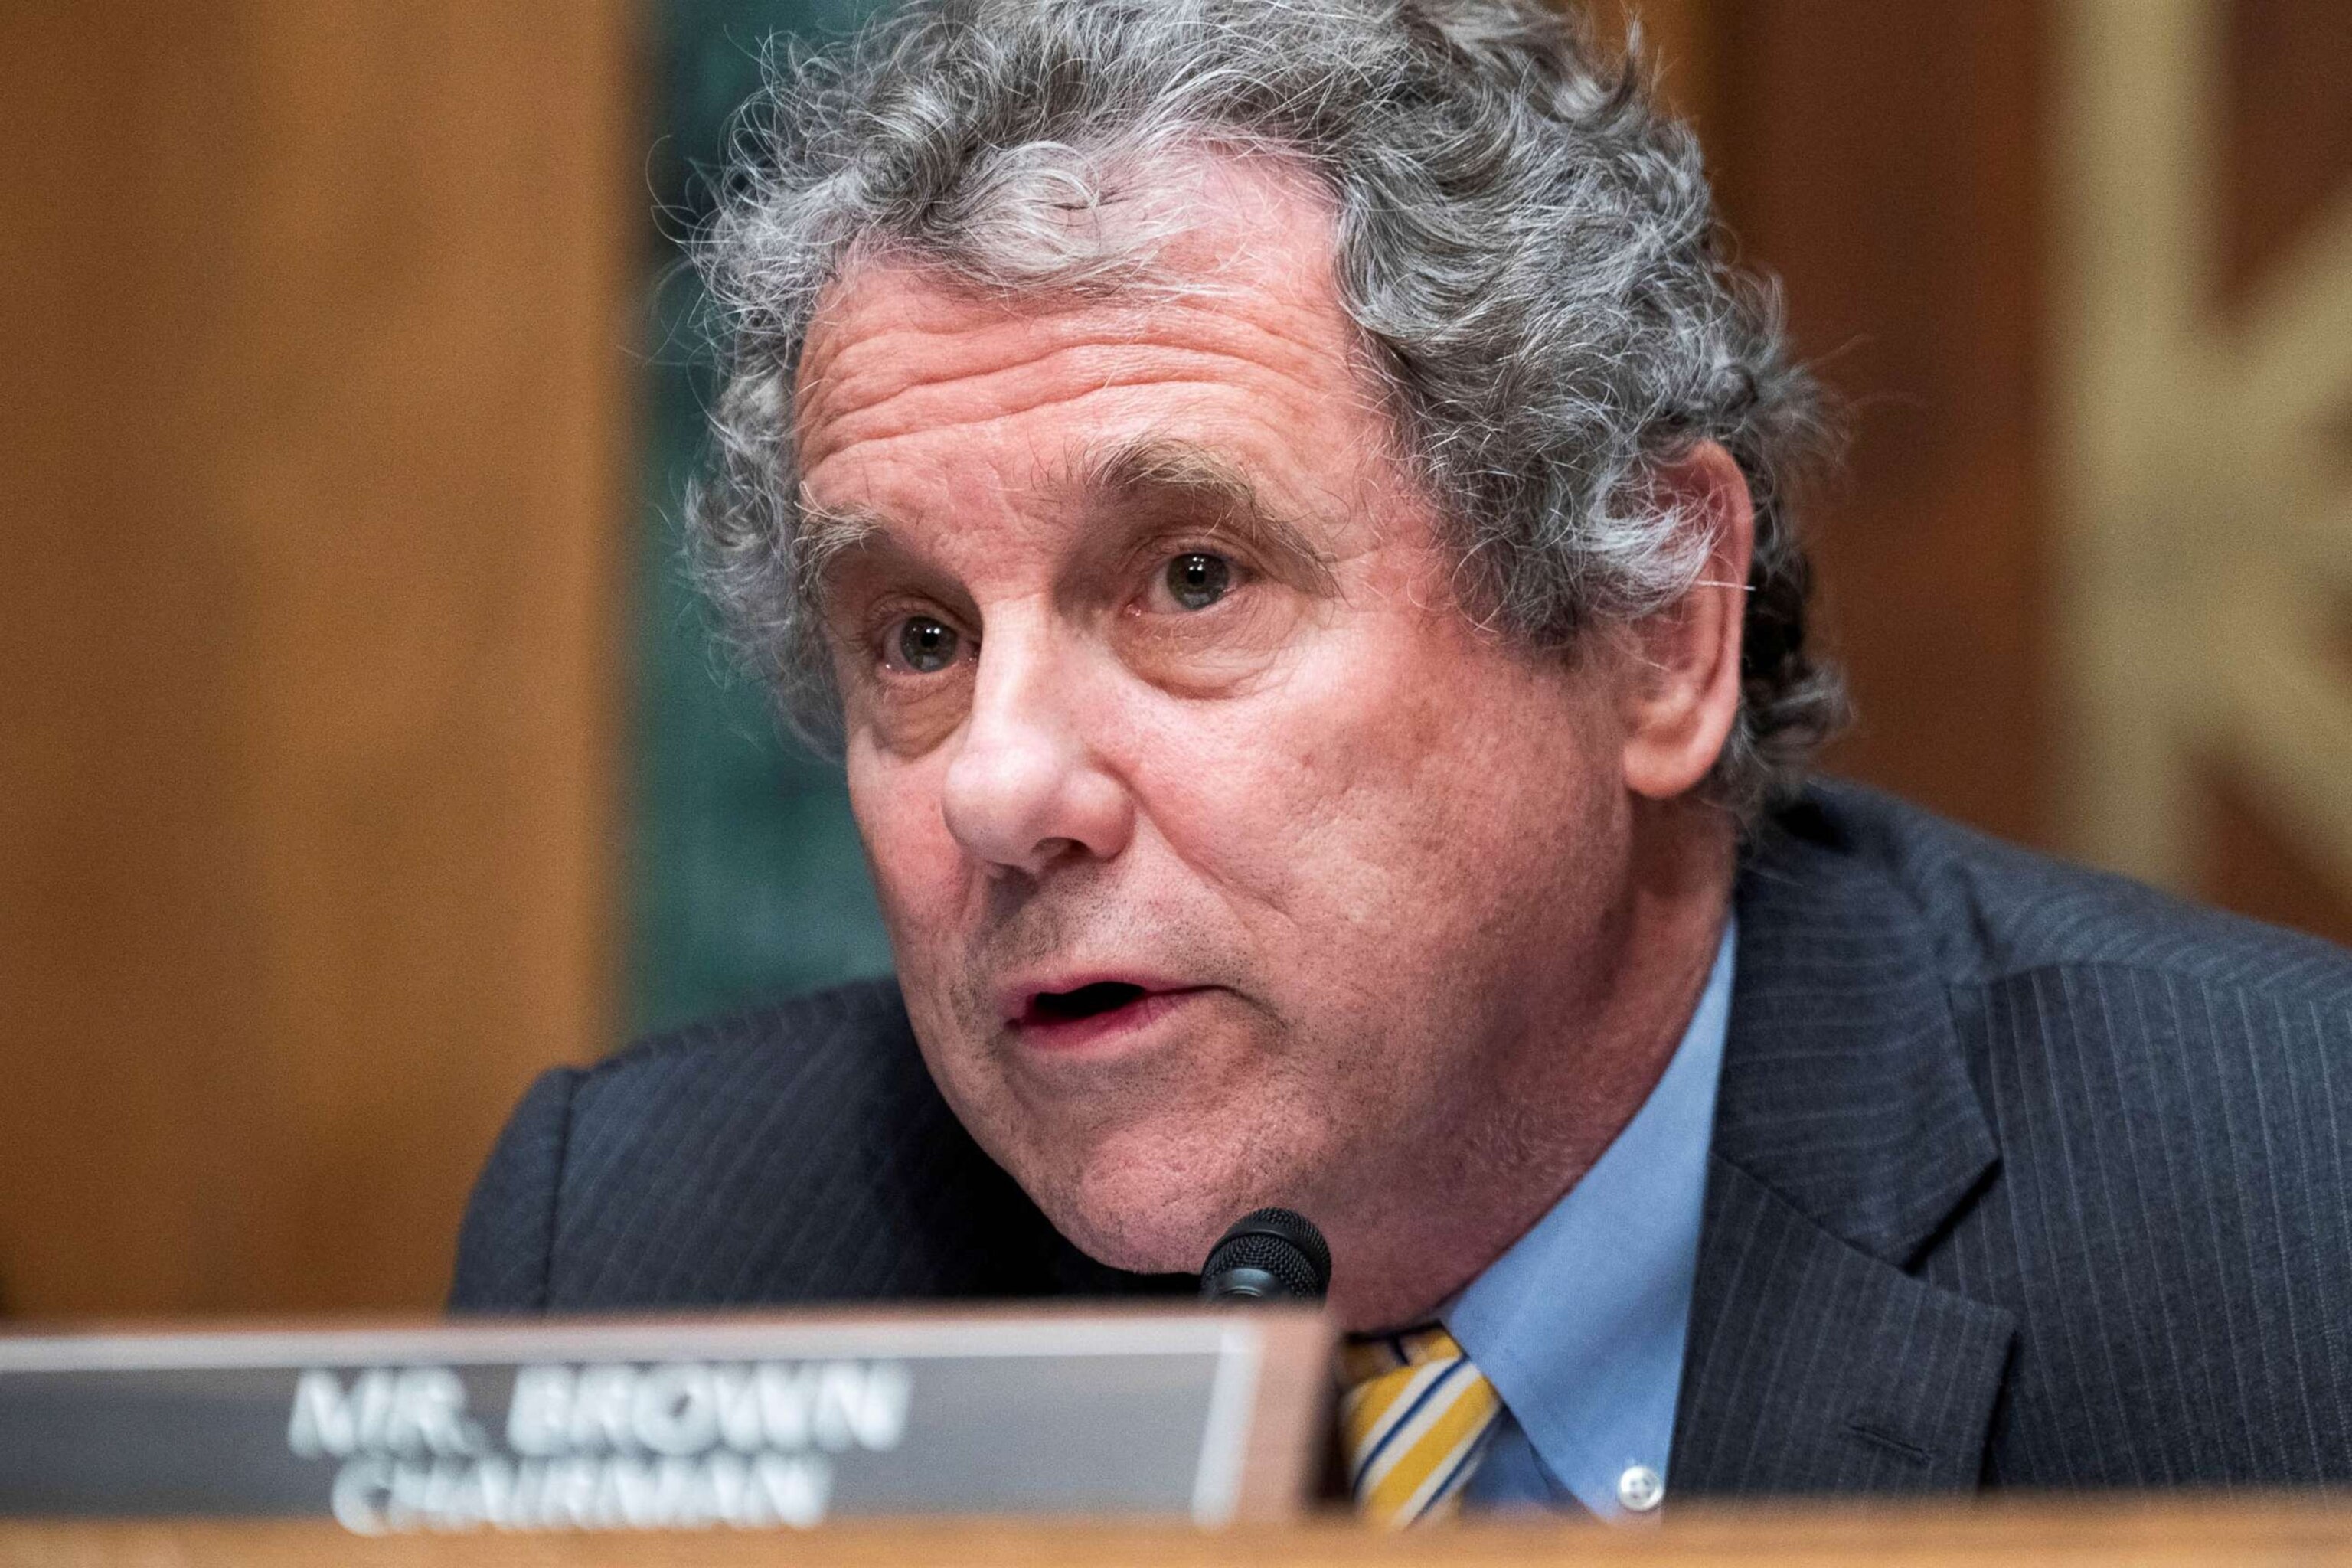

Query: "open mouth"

xmin=1020 ymin=982 xmax=1150 ymax=1027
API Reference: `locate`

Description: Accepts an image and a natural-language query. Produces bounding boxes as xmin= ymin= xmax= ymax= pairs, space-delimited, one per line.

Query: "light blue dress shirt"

xmin=1448 ymin=917 xmax=1736 ymax=1519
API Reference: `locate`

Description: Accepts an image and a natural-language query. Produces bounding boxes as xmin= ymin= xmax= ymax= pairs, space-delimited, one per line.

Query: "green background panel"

xmin=630 ymin=0 xmax=899 ymax=1040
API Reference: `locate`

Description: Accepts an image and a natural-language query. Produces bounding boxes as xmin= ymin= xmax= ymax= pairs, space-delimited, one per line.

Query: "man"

xmin=453 ymin=0 xmax=2352 ymax=1517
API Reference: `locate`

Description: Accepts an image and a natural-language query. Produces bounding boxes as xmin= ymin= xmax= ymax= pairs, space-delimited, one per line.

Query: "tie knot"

xmin=1338 ymin=1325 xmax=1466 ymax=1387
xmin=1337 ymin=1325 xmax=1501 ymax=1526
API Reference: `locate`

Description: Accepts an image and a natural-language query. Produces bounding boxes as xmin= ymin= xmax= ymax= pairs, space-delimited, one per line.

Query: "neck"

xmin=1328 ymin=797 xmax=1736 ymax=1332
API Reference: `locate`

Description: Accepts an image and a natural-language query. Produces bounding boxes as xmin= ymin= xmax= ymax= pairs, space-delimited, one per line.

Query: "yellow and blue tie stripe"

xmin=1338 ymin=1326 xmax=1503 ymax=1526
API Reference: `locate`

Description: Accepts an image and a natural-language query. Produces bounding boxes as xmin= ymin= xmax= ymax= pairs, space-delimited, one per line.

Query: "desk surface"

xmin=5 ymin=1495 xmax=2350 ymax=1566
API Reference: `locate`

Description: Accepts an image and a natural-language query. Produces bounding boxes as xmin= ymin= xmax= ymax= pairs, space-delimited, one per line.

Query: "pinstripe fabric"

xmin=449 ymin=978 xmax=1187 ymax=1309
xmin=452 ymin=782 xmax=2352 ymax=1498
xmin=1671 ymin=786 xmax=2352 ymax=1498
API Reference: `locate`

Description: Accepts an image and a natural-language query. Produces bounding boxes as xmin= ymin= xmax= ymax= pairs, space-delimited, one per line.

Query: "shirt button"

xmin=1617 ymin=1464 xmax=1664 ymax=1513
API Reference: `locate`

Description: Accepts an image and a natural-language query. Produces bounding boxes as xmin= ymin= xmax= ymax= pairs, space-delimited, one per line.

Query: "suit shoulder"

xmin=554 ymin=978 xmax=939 ymax=1228
xmin=525 ymin=978 xmax=1157 ymax=1308
xmin=539 ymin=978 xmax=1008 ymax=1307
xmin=1785 ymin=781 xmax=2352 ymax=1003
xmin=575 ymin=975 xmax=922 ymax=1118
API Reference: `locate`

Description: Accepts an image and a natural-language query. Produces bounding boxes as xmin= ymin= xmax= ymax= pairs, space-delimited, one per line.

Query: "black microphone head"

xmin=1199 ymin=1207 xmax=1332 ymax=1303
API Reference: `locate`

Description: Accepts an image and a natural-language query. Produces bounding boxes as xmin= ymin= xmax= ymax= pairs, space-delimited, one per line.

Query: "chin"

xmin=1026 ymin=1126 xmax=1272 ymax=1277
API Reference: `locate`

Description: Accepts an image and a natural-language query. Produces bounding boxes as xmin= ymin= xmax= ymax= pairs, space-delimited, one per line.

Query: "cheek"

xmin=1113 ymin=614 xmax=1458 ymax=921
xmin=1135 ymin=609 xmax=1609 ymax=949
xmin=845 ymin=742 xmax=963 ymax=948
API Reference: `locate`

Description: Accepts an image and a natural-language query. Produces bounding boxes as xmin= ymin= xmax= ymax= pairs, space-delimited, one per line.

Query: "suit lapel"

xmin=1670 ymin=1155 xmax=2014 ymax=1494
xmin=1670 ymin=797 xmax=2016 ymax=1497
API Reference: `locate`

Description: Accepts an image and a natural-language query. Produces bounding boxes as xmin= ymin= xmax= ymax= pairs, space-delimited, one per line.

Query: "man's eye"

xmin=1164 ymin=552 xmax=1232 ymax=611
xmin=893 ymin=616 xmax=962 ymax=673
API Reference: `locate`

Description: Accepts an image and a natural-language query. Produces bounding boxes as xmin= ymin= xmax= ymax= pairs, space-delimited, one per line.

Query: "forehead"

xmin=789 ymin=153 xmax=1376 ymax=502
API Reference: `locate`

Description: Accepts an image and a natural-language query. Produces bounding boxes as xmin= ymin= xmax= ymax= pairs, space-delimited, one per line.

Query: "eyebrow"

xmin=1079 ymin=436 xmax=1340 ymax=593
xmin=779 ymin=504 xmax=887 ymax=645
xmin=792 ymin=433 xmax=1344 ymax=602
xmin=795 ymin=498 xmax=884 ymax=592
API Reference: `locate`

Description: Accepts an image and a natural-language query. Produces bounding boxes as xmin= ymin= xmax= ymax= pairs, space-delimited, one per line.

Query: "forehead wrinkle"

xmin=792 ymin=250 xmax=1364 ymax=456
xmin=798 ymin=322 xmax=1350 ymax=475
xmin=808 ymin=293 xmax=1350 ymax=410
xmin=801 ymin=371 xmax=1329 ymax=495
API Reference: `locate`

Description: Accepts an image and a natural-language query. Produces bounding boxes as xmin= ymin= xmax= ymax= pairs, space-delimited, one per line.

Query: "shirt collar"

xmin=1445 ymin=916 xmax=1736 ymax=1517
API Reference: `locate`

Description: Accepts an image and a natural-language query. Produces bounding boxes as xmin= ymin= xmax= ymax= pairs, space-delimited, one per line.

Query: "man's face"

xmin=795 ymin=158 xmax=1641 ymax=1296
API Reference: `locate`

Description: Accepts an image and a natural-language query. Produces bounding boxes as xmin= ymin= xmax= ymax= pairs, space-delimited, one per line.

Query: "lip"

xmin=998 ymin=972 xmax=1217 ymax=1054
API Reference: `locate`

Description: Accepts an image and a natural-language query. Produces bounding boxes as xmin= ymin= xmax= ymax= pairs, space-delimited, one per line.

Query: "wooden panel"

xmin=1695 ymin=1 xmax=2050 ymax=848
xmin=0 ymin=5 xmax=632 ymax=1315
xmin=2045 ymin=0 xmax=2352 ymax=899
xmin=5 ymin=1496 xmax=2352 ymax=1566
xmin=2220 ymin=0 xmax=2352 ymax=309
xmin=2197 ymin=765 xmax=2352 ymax=950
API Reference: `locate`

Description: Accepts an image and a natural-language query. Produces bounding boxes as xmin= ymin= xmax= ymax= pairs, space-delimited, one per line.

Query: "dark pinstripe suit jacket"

xmin=452 ymin=782 xmax=2352 ymax=1495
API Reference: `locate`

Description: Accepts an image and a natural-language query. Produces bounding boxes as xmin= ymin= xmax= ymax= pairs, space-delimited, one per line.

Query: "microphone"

xmin=1199 ymin=1207 xmax=1332 ymax=1303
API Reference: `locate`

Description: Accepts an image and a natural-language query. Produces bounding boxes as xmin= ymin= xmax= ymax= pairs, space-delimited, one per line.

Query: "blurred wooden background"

xmin=0 ymin=5 xmax=633 ymax=1315
xmin=1 ymin=0 xmax=2346 ymax=1318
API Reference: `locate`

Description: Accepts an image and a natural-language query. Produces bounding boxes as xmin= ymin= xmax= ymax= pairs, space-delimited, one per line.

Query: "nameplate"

xmin=0 ymin=1307 xmax=1330 ymax=1532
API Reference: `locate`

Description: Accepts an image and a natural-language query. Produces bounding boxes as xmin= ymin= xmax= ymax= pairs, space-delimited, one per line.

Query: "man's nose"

xmin=940 ymin=625 xmax=1135 ymax=878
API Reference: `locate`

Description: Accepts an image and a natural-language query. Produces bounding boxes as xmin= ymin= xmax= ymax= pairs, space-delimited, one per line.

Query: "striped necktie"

xmin=1338 ymin=1326 xmax=1503 ymax=1526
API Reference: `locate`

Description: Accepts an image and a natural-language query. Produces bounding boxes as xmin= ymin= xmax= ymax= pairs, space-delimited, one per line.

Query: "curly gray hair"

xmin=690 ymin=0 xmax=1844 ymax=813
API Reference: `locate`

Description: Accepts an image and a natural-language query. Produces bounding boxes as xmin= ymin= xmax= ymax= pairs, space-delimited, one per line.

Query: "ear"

xmin=1619 ymin=440 xmax=1755 ymax=802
